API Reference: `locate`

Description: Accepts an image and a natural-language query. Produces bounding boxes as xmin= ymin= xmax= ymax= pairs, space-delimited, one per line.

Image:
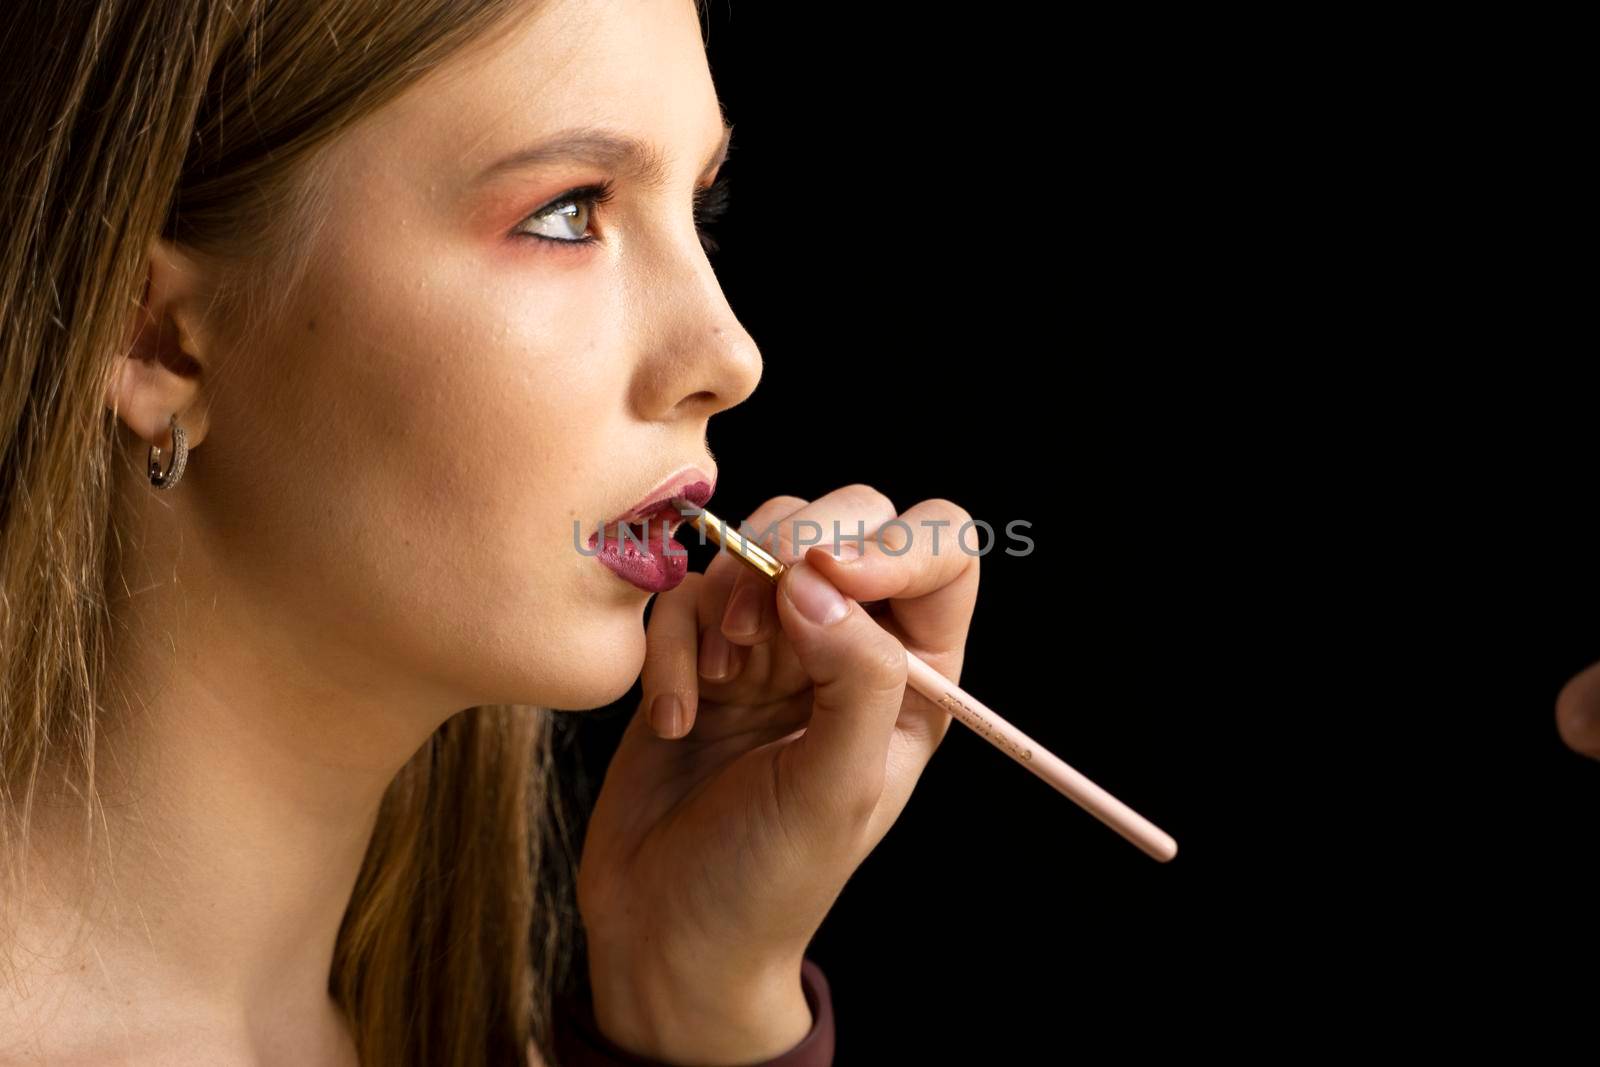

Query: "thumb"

xmin=772 ymin=559 xmax=909 ymax=826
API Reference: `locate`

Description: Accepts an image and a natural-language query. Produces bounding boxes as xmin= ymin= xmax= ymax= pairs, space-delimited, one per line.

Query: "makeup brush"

xmin=674 ymin=500 xmax=1178 ymax=863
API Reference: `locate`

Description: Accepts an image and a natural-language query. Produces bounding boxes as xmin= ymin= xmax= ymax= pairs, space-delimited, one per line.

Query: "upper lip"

xmin=607 ymin=464 xmax=717 ymax=531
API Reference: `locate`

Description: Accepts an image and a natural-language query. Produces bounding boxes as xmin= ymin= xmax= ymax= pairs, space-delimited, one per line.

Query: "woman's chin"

xmin=458 ymin=596 xmax=651 ymax=713
xmin=540 ymin=603 xmax=651 ymax=711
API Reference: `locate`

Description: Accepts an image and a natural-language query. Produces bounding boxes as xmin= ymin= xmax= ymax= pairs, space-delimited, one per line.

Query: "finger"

xmin=770 ymin=558 xmax=909 ymax=833
xmin=640 ymin=572 xmax=707 ymax=739
xmin=1556 ymin=660 xmax=1600 ymax=760
xmin=804 ymin=497 xmax=981 ymax=676
xmin=696 ymin=495 xmax=809 ymax=662
xmin=805 ymin=499 xmax=981 ymax=828
xmin=714 ymin=484 xmax=901 ymax=649
xmin=689 ymin=496 xmax=811 ymax=698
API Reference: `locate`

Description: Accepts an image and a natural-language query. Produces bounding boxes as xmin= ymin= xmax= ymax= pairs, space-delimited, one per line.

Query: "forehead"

xmin=327 ymin=0 xmax=721 ymax=196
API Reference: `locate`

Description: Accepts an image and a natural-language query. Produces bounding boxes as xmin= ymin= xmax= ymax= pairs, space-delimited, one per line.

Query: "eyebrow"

xmin=473 ymin=113 xmax=735 ymax=190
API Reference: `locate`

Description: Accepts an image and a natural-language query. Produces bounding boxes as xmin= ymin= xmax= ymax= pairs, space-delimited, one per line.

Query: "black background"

xmin=560 ymin=6 xmax=1599 ymax=1057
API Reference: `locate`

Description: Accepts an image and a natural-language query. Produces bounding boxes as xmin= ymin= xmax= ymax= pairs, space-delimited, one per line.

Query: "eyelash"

xmin=513 ymin=175 xmax=733 ymax=254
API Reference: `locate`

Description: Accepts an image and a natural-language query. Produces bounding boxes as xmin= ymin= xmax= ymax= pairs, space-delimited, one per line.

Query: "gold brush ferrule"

xmin=676 ymin=501 xmax=788 ymax=584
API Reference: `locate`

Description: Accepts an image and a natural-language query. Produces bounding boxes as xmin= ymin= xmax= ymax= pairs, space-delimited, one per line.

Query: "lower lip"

xmin=588 ymin=518 xmax=690 ymax=593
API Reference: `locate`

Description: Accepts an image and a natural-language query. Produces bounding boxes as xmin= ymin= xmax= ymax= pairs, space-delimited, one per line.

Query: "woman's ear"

xmin=105 ymin=236 xmax=214 ymax=453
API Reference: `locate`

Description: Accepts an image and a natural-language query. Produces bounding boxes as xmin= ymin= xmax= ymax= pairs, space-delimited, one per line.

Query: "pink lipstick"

xmin=587 ymin=468 xmax=714 ymax=593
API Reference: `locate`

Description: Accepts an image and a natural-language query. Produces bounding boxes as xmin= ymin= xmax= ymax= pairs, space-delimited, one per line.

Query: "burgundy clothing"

xmin=550 ymin=957 xmax=834 ymax=1067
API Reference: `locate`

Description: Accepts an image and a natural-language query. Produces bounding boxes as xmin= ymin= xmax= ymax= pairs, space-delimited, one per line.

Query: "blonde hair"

xmin=0 ymin=0 xmax=705 ymax=1061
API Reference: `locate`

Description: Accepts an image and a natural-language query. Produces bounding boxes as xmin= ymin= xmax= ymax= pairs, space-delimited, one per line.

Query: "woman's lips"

xmin=588 ymin=469 xmax=715 ymax=594
xmin=587 ymin=517 xmax=690 ymax=593
xmin=609 ymin=471 xmax=715 ymax=525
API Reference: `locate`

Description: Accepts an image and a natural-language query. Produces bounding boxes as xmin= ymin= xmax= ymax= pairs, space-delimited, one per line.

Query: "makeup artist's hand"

xmin=576 ymin=484 xmax=979 ymax=1065
xmin=1556 ymin=660 xmax=1600 ymax=760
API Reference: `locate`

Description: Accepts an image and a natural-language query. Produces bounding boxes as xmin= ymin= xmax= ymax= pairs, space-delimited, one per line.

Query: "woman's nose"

xmin=628 ymin=244 xmax=763 ymax=422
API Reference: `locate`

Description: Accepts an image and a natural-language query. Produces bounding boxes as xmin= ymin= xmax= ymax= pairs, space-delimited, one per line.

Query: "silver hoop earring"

xmin=148 ymin=413 xmax=188 ymax=490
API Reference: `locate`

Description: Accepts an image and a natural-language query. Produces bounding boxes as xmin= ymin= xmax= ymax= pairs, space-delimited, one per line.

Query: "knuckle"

xmin=857 ymin=638 xmax=909 ymax=693
xmin=924 ymin=497 xmax=982 ymax=575
xmin=740 ymin=497 xmax=808 ymax=554
xmin=924 ymin=496 xmax=973 ymax=528
xmin=759 ymin=494 xmax=810 ymax=516
xmin=842 ymin=482 xmax=896 ymax=517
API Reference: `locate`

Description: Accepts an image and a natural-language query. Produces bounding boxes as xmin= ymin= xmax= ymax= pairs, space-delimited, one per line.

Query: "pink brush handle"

xmin=678 ymin=504 xmax=1177 ymax=862
xmin=904 ymin=652 xmax=1178 ymax=862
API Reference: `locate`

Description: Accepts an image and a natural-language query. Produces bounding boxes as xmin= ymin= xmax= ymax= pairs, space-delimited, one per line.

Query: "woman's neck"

xmin=3 ymin=565 xmax=453 ymax=1063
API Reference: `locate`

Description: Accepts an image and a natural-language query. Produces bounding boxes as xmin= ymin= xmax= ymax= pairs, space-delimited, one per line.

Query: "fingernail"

xmin=650 ymin=692 xmax=683 ymax=738
xmin=786 ymin=563 xmax=850 ymax=626
xmin=723 ymin=583 xmax=762 ymax=637
xmin=826 ymin=541 xmax=863 ymax=562
xmin=699 ymin=628 xmax=732 ymax=680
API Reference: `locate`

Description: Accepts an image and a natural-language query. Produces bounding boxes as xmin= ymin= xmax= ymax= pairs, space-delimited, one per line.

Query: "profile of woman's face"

xmin=192 ymin=0 xmax=761 ymax=713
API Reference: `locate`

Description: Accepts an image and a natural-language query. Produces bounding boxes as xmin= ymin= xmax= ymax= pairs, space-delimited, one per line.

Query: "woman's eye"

xmin=511 ymin=175 xmax=733 ymax=254
xmin=513 ymin=181 xmax=615 ymax=246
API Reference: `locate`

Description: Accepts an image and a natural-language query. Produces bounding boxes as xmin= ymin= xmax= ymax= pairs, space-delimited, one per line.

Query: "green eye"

xmin=514 ymin=181 xmax=615 ymax=246
xmin=512 ymin=175 xmax=733 ymax=254
xmin=527 ymin=197 xmax=591 ymax=241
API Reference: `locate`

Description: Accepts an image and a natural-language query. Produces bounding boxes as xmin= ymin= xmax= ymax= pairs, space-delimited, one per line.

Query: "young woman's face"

xmin=198 ymin=0 xmax=760 ymax=711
